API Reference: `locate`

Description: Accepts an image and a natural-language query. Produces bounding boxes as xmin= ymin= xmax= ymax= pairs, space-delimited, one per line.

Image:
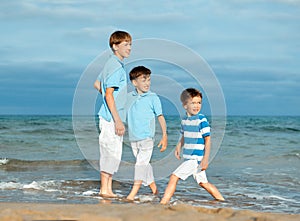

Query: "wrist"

xmin=114 ymin=118 xmax=123 ymax=124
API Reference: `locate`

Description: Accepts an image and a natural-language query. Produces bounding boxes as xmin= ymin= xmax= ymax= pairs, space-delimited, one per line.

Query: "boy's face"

xmin=183 ymin=96 xmax=202 ymax=117
xmin=113 ymin=40 xmax=132 ymax=60
xmin=132 ymin=75 xmax=151 ymax=94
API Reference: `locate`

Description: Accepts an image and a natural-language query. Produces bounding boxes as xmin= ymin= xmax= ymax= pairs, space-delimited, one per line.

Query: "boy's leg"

xmin=100 ymin=171 xmax=109 ymax=195
xmin=147 ymin=163 xmax=157 ymax=194
xmin=160 ymin=160 xmax=198 ymax=204
xmin=100 ymin=171 xmax=117 ymax=197
xmin=107 ymin=174 xmax=116 ymax=196
xmin=199 ymin=182 xmax=225 ymax=201
xmin=98 ymin=118 xmax=120 ymax=197
xmin=149 ymin=181 xmax=158 ymax=195
xmin=126 ymin=180 xmax=142 ymax=200
xmin=160 ymin=174 xmax=179 ymax=204
xmin=130 ymin=139 xmax=154 ymax=198
xmin=127 ymin=141 xmax=141 ymax=200
xmin=194 ymin=170 xmax=224 ymax=201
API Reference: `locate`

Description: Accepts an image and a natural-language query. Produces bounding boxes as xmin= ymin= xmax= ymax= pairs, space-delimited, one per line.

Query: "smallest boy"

xmin=160 ymin=88 xmax=224 ymax=204
xmin=126 ymin=66 xmax=168 ymax=201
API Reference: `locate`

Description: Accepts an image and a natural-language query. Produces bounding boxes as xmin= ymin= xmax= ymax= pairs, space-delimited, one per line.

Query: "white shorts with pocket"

xmin=99 ymin=118 xmax=123 ymax=174
xmin=173 ymin=159 xmax=208 ymax=184
xmin=131 ymin=138 xmax=154 ymax=186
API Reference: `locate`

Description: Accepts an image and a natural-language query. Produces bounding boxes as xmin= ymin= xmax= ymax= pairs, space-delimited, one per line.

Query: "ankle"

xmin=160 ymin=197 xmax=169 ymax=205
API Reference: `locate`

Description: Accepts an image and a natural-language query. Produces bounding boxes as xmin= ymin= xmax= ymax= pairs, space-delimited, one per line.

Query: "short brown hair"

xmin=180 ymin=88 xmax=202 ymax=104
xmin=109 ymin=31 xmax=132 ymax=49
xmin=129 ymin=66 xmax=151 ymax=81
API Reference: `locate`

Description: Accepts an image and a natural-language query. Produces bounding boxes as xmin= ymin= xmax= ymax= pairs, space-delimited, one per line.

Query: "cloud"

xmin=0 ymin=1 xmax=90 ymax=21
xmin=0 ymin=0 xmax=299 ymax=115
xmin=0 ymin=60 xmax=82 ymax=114
xmin=0 ymin=61 xmax=80 ymax=88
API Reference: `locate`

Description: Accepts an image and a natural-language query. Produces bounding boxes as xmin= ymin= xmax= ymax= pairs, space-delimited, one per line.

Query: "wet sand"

xmin=0 ymin=202 xmax=299 ymax=221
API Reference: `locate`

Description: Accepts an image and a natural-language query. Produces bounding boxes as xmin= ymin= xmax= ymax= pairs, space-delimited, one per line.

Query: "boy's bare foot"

xmin=124 ymin=197 xmax=135 ymax=202
xmin=99 ymin=193 xmax=117 ymax=198
xmin=126 ymin=196 xmax=134 ymax=201
xmin=99 ymin=191 xmax=117 ymax=198
xmin=160 ymin=197 xmax=169 ymax=205
xmin=153 ymin=189 xmax=159 ymax=195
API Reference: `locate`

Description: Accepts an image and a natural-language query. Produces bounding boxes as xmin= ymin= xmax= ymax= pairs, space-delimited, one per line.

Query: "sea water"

xmin=0 ymin=115 xmax=299 ymax=213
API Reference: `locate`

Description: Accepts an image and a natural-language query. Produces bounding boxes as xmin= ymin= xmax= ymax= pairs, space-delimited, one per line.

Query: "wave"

xmin=0 ymin=158 xmax=90 ymax=170
xmin=0 ymin=179 xmax=128 ymax=194
xmin=21 ymin=128 xmax=74 ymax=135
xmin=0 ymin=179 xmax=158 ymax=204
xmin=0 ymin=179 xmax=98 ymax=191
xmin=0 ymin=158 xmax=9 ymax=165
xmin=259 ymin=126 xmax=300 ymax=133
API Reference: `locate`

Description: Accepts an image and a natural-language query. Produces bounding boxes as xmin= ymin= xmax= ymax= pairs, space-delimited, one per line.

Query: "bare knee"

xmin=169 ymin=174 xmax=179 ymax=184
xmin=199 ymin=182 xmax=210 ymax=188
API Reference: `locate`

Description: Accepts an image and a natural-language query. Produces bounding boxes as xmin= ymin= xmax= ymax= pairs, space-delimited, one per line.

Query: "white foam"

xmin=82 ymin=190 xmax=97 ymax=196
xmin=246 ymin=193 xmax=298 ymax=203
xmin=44 ymin=189 xmax=58 ymax=192
xmin=268 ymin=195 xmax=298 ymax=202
xmin=138 ymin=195 xmax=155 ymax=202
xmin=23 ymin=181 xmax=42 ymax=190
xmin=23 ymin=180 xmax=58 ymax=191
xmin=0 ymin=180 xmax=62 ymax=192
xmin=0 ymin=158 xmax=9 ymax=165
xmin=0 ymin=181 xmax=22 ymax=189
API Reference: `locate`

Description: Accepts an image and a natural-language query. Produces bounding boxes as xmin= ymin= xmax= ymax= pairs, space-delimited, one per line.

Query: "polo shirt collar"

xmin=132 ymin=90 xmax=151 ymax=97
xmin=111 ymin=54 xmax=124 ymax=67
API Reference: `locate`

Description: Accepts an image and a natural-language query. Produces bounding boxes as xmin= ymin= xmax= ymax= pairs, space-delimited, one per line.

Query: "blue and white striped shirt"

xmin=181 ymin=113 xmax=210 ymax=162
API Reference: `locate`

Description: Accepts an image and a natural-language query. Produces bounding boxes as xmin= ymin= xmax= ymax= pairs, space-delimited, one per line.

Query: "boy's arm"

xmin=94 ymin=80 xmax=102 ymax=94
xmin=175 ymin=135 xmax=184 ymax=160
xmin=105 ymin=87 xmax=125 ymax=136
xmin=157 ymin=115 xmax=168 ymax=152
xmin=200 ymin=136 xmax=211 ymax=170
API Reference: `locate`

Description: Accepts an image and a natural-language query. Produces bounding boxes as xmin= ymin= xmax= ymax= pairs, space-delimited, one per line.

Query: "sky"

xmin=0 ymin=0 xmax=299 ymax=116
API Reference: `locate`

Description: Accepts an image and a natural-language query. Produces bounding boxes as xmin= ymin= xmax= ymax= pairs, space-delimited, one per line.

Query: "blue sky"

xmin=1 ymin=0 xmax=299 ymax=115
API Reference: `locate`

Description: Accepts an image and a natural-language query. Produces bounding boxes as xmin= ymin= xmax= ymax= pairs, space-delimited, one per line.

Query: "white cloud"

xmin=0 ymin=0 xmax=299 ymax=115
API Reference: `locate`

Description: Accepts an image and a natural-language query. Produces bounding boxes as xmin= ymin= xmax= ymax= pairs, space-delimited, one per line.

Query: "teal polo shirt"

xmin=97 ymin=55 xmax=127 ymax=122
xmin=127 ymin=90 xmax=163 ymax=141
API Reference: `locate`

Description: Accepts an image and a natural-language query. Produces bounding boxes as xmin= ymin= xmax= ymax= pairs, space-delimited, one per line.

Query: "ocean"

xmin=0 ymin=115 xmax=299 ymax=214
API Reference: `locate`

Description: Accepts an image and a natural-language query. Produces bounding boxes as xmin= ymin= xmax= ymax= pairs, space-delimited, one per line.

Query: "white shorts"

xmin=131 ymin=138 xmax=154 ymax=186
xmin=99 ymin=118 xmax=123 ymax=174
xmin=173 ymin=159 xmax=208 ymax=184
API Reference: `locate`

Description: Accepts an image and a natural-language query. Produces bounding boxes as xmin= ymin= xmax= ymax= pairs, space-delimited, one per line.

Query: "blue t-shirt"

xmin=97 ymin=55 xmax=127 ymax=122
xmin=127 ymin=90 xmax=162 ymax=141
xmin=181 ymin=113 xmax=210 ymax=162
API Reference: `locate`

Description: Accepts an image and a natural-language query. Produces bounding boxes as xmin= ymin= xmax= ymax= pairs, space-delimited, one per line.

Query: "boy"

xmin=94 ymin=30 xmax=132 ymax=198
xmin=126 ymin=66 xmax=168 ymax=201
xmin=160 ymin=88 xmax=224 ymax=204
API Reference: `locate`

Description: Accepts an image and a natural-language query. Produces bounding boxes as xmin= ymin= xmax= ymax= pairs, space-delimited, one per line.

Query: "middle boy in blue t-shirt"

xmin=126 ymin=66 xmax=168 ymax=201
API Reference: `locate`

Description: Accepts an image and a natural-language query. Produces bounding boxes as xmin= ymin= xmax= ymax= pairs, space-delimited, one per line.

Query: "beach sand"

xmin=0 ymin=202 xmax=299 ymax=221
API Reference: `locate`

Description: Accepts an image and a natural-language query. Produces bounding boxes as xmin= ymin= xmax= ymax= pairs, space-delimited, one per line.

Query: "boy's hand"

xmin=200 ymin=157 xmax=209 ymax=170
xmin=115 ymin=120 xmax=125 ymax=136
xmin=157 ymin=135 xmax=167 ymax=152
xmin=174 ymin=144 xmax=181 ymax=160
xmin=174 ymin=149 xmax=181 ymax=160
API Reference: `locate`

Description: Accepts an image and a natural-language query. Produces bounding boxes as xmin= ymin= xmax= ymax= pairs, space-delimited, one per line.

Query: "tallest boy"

xmin=94 ymin=31 xmax=132 ymax=197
